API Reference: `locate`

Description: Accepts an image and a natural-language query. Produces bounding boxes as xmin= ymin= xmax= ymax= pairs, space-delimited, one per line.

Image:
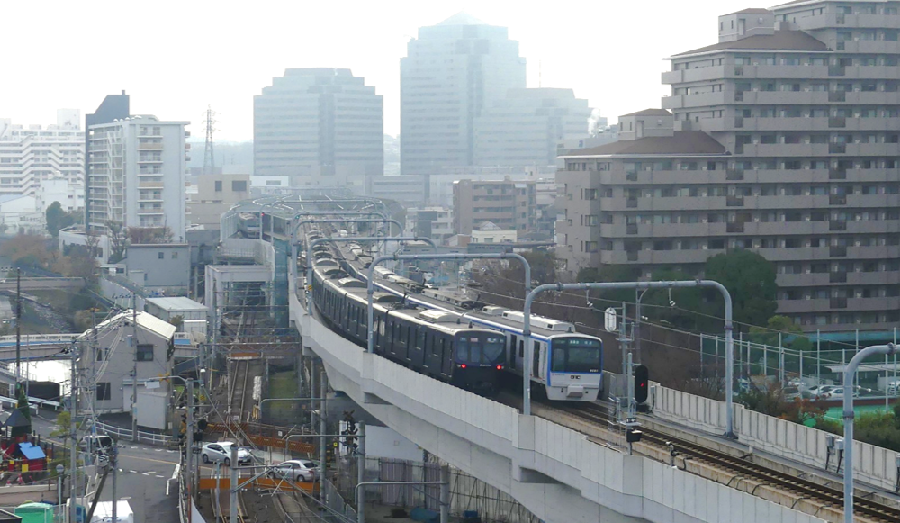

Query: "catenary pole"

xmin=842 ymin=344 xmax=897 ymax=523
xmin=523 ymin=281 xmax=735 ymax=437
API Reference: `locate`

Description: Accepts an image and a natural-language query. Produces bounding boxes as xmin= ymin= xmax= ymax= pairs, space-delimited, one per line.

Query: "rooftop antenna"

xmin=203 ymin=105 xmax=216 ymax=175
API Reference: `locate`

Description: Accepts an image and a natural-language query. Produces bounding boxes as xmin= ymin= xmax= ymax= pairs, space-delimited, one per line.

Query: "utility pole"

xmin=69 ymin=341 xmax=78 ymax=523
xmin=319 ymin=370 xmax=327 ymax=503
xmin=112 ymin=443 xmax=118 ymax=523
xmin=229 ymin=445 xmax=238 ymax=523
xmin=185 ymin=379 xmax=195 ymax=505
xmin=131 ymin=294 xmax=138 ymax=442
xmin=14 ymin=267 xmax=21 ymax=392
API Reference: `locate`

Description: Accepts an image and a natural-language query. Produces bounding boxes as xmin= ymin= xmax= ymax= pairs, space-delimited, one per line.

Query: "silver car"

xmin=201 ymin=442 xmax=252 ymax=466
xmin=268 ymin=459 xmax=319 ymax=482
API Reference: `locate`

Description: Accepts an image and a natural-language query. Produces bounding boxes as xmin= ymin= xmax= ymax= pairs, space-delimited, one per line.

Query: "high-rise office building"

xmin=557 ymin=1 xmax=900 ymax=332
xmin=0 ymin=109 xmax=84 ymax=197
xmin=87 ymin=116 xmax=189 ymax=240
xmin=401 ymin=14 xmax=527 ymax=176
xmin=474 ymin=88 xmax=590 ymax=169
xmin=254 ymin=68 xmax=383 ymax=180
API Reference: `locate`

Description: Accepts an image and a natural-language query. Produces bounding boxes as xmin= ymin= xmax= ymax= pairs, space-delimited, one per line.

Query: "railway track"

xmin=565 ymin=402 xmax=900 ymax=523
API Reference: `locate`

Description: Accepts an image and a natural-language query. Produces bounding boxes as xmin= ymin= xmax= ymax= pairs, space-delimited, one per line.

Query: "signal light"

xmin=634 ymin=364 xmax=649 ymax=403
xmin=460 ymin=364 xmax=466 ymax=369
xmin=496 ymin=365 xmax=502 ymax=370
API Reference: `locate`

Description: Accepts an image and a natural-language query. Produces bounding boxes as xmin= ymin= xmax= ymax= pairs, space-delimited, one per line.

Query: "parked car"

xmin=782 ymin=386 xmax=802 ymax=401
xmin=201 ymin=442 xmax=252 ymax=466
xmin=806 ymin=385 xmax=836 ymax=398
xmin=822 ymin=387 xmax=859 ymax=401
xmin=887 ymin=381 xmax=900 ymax=396
xmin=268 ymin=459 xmax=319 ymax=482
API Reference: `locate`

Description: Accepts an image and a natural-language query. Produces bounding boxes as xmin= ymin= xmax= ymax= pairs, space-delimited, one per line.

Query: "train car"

xmin=237 ymin=212 xmax=261 ymax=237
xmin=309 ymin=249 xmax=504 ymax=393
xmin=339 ymin=254 xmax=603 ymax=401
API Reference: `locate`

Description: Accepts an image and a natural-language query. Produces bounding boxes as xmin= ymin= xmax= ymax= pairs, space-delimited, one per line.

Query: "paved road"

xmin=32 ymin=412 xmax=181 ymax=523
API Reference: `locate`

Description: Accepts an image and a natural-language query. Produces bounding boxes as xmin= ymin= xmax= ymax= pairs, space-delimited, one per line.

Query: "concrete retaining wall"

xmin=294 ymin=294 xmax=825 ymax=523
xmin=651 ymin=383 xmax=900 ymax=492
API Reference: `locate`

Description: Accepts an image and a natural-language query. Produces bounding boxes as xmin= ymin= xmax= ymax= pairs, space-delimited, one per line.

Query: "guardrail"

xmin=94 ymin=421 xmax=176 ymax=447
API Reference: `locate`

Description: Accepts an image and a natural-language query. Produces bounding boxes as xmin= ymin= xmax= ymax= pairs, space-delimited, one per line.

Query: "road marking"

xmin=119 ymin=454 xmax=178 ymax=466
xmin=131 ymin=470 xmax=139 ymax=474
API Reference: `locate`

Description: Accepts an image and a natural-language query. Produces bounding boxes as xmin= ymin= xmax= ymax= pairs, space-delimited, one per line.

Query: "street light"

xmin=56 ymin=464 xmax=64 ymax=508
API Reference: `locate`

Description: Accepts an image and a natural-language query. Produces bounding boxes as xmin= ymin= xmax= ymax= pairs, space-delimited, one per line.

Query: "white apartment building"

xmin=36 ymin=177 xmax=85 ymax=213
xmin=404 ymin=206 xmax=455 ymax=245
xmin=87 ymin=116 xmax=189 ymax=240
xmin=0 ymin=109 xmax=84 ymax=197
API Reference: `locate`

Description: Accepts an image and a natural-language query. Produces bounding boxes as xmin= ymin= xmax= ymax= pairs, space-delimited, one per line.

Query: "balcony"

xmin=726 ymin=222 xmax=744 ymax=233
xmin=828 ymin=143 xmax=846 ymax=154
xmin=830 ymin=272 xmax=848 ymax=283
xmin=829 ymin=168 xmax=847 ymax=180
xmin=138 ymin=143 xmax=164 ymax=150
xmin=734 ymin=116 xmax=744 ymax=128
xmin=830 ymin=297 xmax=849 ymax=309
xmin=830 ymin=246 xmax=848 ymax=258
xmin=829 ymin=194 xmax=847 ymax=205
xmin=725 ymin=168 xmax=743 ymax=181
xmin=626 ymin=224 xmax=638 ymax=235
xmin=626 ymin=197 xmax=638 ymax=208
xmin=830 ymin=221 xmax=847 ymax=231
xmin=625 ymin=171 xmax=637 ymax=182
xmin=828 ymin=66 xmax=845 ymax=77
xmin=726 ymin=196 xmax=744 ymax=207
xmin=828 ymin=116 xmax=846 ymax=128
xmin=626 ymin=251 xmax=638 ymax=262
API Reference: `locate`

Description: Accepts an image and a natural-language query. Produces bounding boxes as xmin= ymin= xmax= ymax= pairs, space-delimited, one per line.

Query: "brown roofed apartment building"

xmin=557 ymin=1 xmax=900 ymax=332
xmin=454 ymin=178 xmax=537 ymax=235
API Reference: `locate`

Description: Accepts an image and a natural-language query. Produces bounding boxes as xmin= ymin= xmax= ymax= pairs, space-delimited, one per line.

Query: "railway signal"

xmin=634 ymin=364 xmax=649 ymax=404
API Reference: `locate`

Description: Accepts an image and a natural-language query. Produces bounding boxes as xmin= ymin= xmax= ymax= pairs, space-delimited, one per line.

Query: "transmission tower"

xmin=203 ymin=105 xmax=216 ymax=175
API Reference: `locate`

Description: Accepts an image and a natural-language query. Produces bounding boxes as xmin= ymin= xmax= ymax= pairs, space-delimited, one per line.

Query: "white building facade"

xmin=87 ymin=116 xmax=189 ymax=240
xmin=0 ymin=109 xmax=84 ymax=197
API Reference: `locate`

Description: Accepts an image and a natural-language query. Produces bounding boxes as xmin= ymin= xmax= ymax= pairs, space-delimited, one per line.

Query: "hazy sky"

xmin=3 ymin=0 xmax=757 ymax=141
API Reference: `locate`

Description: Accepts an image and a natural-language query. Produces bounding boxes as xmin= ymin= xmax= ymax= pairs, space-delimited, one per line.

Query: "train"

xmin=308 ymin=238 xmax=603 ymax=402
xmin=237 ymin=212 xmax=261 ymax=237
xmin=308 ymin=246 xmax=506 ymax=393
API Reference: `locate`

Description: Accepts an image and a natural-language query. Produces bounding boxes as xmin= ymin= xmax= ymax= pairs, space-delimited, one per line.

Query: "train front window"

xmin=455 ymin=334 xmax=505 ymax=365
xmin=551 ymin=338 xmax=601 ymax=373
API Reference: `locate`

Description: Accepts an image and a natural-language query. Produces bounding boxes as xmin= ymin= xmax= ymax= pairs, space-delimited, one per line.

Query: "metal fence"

xmin=333 ymin=457 xmax=540 ymax=523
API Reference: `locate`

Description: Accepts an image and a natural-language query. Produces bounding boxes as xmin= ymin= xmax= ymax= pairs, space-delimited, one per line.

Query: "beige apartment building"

xmin=453 ymin=178 xmax=537 ymax=236
xmin=557 ymin=0 xmax=900 ymax=332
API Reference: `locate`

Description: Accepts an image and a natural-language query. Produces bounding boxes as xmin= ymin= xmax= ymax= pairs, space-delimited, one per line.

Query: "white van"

xmin=90 ymin=500 xmax=133 ymax=523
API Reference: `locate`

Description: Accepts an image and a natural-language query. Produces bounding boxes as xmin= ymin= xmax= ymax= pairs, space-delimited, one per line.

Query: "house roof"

xmin=562 ymin=131 xmax=728 ymax=157
xmin=82 ymin=310 xmax=176 ymax=341
xmin=146 ymin=297 xmax=207 ymax=312
xmin=673 ymin=30 xmax=827 ymax=57
xmin=19 ymin=442 xmax=45 ymax=460
xmin=620 ymin=109 xmax=672 ymax=117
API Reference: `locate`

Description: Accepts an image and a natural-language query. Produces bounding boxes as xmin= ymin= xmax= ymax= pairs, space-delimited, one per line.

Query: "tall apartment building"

xmin=85 ymin=92 xmax=131 ymax=231
xmin=401 ymin=14 xmax=527 ymax=176
xmin=254 ymin=68 xmax=383 ymax=179
xmin=87 ymin=116 xmax=189 ymax=240
xmin=453 ymin=178 xmax=537 ymax=235
xmin=0 ymin=109 xmax=84 ymax=197
xmin=474 ymin=88 xmax=591 ymax=169
xmin=557 ymin=1 xmax=900 ymax=332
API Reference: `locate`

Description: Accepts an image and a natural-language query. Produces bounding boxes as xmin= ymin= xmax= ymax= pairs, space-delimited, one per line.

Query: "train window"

xmin=519 ymin=340 xmax=525 ymax=358
xmin=416 ymin=329 xmax=425 ymax=351
xmin=457 ymin=337 xmax=469 ymax=361
xmin=533 ymin=342 xmax=542 ymax=376
xmin=551 ymin=338 xmax=602 ymax=373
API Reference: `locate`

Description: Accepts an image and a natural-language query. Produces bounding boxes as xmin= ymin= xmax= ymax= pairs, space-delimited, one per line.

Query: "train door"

xmin=413 ymin=329 xmax=426 ymax=367
xmin=442 ymin=336 xmax=453 ymax=376
xmin=509 ymin=335 xmax=518 ymax=370
xmin=532 ymin=341 xmax=543 ymax=379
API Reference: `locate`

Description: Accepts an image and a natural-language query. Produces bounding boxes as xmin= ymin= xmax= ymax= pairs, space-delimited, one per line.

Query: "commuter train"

xmin=333 ymin=243 xmax=603 ymax=402
xmin=308 ymin=248 xmax=506 ymax=393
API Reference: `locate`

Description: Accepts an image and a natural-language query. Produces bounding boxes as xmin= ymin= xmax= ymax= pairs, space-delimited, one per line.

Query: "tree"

xmin=0 ymin=233 xmax=53 ymax=267
xmin=169 ymin=315 xmax=184 ymax=331
xmin=127 ymin=226 xmax=174 ymax=245
xmin=106 ymin=221 xmax=127 ymax=263
xmin=704 ymin=250 xmax=778 ymax=330
xmin=46 ymin=202 xmax=75 ymax=238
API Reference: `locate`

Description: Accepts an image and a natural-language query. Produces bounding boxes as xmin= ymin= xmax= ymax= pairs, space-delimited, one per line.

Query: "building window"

xmin=137 ymin=344 xmax=154 ymax=362
xmin=158 ymin=252 xmax=165 ymax=259
xmin=231 ymin=180 xmax=248 ymax=192
xmin=95 ymin=347 xmax=106 ymax=361
xmin=96 ymin=383 xmax=112 ymax=401
xmin=214 ymin=181 xmax=222 ymax=192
